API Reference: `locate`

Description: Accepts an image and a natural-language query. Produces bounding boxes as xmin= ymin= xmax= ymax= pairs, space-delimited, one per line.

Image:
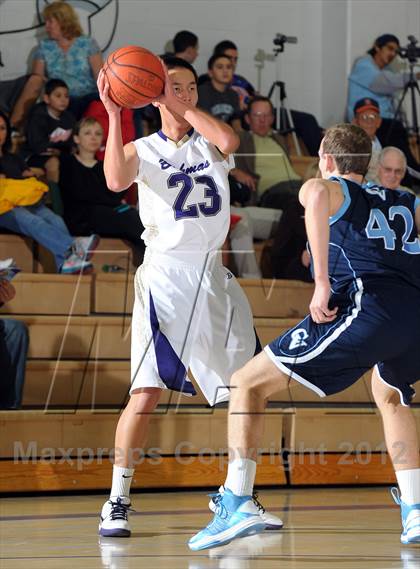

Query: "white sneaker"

xmin=209 ymin=485 xmax=283 ymax=530
xmin=73 ymin=235 xmax=100 ymax=261
xmin=60 ymin=252 xmax=93 ymax=275
xmin=99 ymin=497 xmax=132 ymax=537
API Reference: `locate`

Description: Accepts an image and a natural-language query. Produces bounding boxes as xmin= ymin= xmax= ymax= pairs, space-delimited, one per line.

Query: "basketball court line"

xmin=0 ymin=502 xmax=396 ymax=522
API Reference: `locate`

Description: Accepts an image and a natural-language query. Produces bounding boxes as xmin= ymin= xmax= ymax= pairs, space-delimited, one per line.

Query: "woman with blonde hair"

xmin=12 ymin=1 xmax=103 ymax=123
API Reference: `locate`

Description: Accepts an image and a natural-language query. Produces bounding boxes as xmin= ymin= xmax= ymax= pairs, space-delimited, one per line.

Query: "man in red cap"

xmin=352 ymin=97 xmax=382 ymax=183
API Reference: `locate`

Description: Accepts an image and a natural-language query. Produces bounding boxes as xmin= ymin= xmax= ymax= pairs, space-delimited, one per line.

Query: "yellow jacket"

xmin=0 ymin=177 xmax=49 ymax=215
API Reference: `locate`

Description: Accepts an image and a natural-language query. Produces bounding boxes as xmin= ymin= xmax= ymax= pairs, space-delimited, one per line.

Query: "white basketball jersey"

xmin=133 ymin=129 xmax=234 ymax=254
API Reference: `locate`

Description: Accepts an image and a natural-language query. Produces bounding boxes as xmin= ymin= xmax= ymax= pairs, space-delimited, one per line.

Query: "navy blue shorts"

xmin=266 ymin=279 xmax=420 ymax=406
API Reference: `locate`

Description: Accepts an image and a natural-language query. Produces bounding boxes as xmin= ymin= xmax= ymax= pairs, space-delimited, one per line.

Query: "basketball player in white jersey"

xmin=97 ymin=56 xmax=283 ymax=537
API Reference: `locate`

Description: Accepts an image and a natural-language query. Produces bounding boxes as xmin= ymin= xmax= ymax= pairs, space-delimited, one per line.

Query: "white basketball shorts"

xmin=130 ymin=250 xmax=259 ymax=405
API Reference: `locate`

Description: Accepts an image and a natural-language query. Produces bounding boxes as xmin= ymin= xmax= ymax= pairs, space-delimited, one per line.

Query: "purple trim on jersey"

xmin=157 ymin=128 xmax=195 ymax=142
xmin=149 ymin=291 xmax=196 ymax=395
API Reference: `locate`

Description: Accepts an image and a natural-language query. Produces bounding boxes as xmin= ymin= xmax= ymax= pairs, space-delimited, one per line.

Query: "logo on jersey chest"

xmin=158 ymin=158 xmax=210 ymax=174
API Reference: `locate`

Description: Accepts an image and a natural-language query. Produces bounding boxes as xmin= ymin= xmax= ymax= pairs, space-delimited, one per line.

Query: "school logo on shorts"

xmin=289 ymin=328 xmax=309 ymax=350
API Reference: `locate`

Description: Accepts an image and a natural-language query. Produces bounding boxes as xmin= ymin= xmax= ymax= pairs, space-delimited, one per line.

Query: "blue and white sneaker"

xmin=99 ymin=497 xmax=132 ymax=537
xmin=209 ymin=485 xmax=283 ymax=530
xmin=188 ymin=488 xmax=266 ymax=551
xmin=60 ymin=253 xmax=93 ymax=275
xmin=73 ymin=235 xmax=100 ymax=262
xmin=391 ymin=487 xmax=420 ymax=544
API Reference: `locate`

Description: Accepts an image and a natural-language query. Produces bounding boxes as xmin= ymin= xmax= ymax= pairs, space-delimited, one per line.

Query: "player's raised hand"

xmin=97 ymin=68 xmax=121 ymax=115
xmin=153 ymin=60 xmax=182 ymax=110
xmin=309 ymin=280 xmax=338 ymax=324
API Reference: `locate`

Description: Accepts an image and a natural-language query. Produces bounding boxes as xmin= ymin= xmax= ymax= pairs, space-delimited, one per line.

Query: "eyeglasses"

xmin=380 ymin=166 xmax=405 ymax=176
xmin=358 ymin=113 xmax=379 ymax=121
xmin=250 ymin=112 xmax=273 ymax=119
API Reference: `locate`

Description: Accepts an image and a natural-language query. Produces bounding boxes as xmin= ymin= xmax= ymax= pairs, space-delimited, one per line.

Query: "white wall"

xmin=0 ymin=0 xmax=417 ymax=126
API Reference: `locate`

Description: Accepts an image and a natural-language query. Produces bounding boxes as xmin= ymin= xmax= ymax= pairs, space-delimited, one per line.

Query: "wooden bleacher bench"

xmin=2 ymin=272 xmax=418 ymax=492
xmin=94 ymin=274 xmax=314 ymax=317
xmin=0 ymin=234 xmax=137 ymax=274
xmin=0 ymin=408 xmax=287 ymax=491
xmin=0 ymin=273 xmax=91 ymax=315
xmin=0 ymin=233 xmax=35 ymax=272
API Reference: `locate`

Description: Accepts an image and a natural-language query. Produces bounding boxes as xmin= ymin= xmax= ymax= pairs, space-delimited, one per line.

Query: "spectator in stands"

xmin=351 ymin=98 xmax=419 ymax=189
xmin=0 ymin=73 xmax=44 ymax=134
xmin=347 ymin=33 xmax=420 ymax=120
xmin=232 ymin=96 xmax=302 ymax=209
xmin=351 ymin=97 xmax=382 ymax=183
xmin=13 ymin=1 xmax=103 ymax=121
xmin=198 ymin=54 xmax=242 ymax=131
xmin=173 ymin=30 xmax=199 ymax=64
xmin=270 ymin=199 xmax=312 ymax=282
xmin=83 ymin=100 xmax=138 ymax=205
xmin=270 ymin=162 xmax=319 ymax=282
xmin=83 ymin=100 xmax=135 ymax=162
xmin=212 ymin=40 xmax=255 ymax=109
xmin=0 ymin=110 xmax=97 ymax=274
xmin=23 ymin=79 xmax=76 ymax=184
xmin=0 ymin=279 xmax=28 ymax=409
xmin=59 ymin=117 xmax=145 ymax=265
xmin=377 ymin=146 xmax=415 ymax=194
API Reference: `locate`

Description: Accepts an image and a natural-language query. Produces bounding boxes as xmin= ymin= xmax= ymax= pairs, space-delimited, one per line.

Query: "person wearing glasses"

xmin=232 ymin=96 xmax=302 ymax=209
xmin=351 ymin=97 xmax=383 ymax=184
xmin=376 ymin=147 xmax=416 ymax=195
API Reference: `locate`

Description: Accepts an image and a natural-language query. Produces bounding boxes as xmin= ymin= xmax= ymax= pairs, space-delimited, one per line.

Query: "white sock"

xmin=396 ymin=468 xmax=420 ymax=506
xmin=224 ymin=458 xmax=256 ymax=497
xmin=110 ymin=465 xmax=134 ymax=500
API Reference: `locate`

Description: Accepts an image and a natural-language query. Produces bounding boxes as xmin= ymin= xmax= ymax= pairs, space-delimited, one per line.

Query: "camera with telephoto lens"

xmin=398 ymin=35 xmax=420 ymax=63
xmin=273 ymin=34 xmax=298 ymax=48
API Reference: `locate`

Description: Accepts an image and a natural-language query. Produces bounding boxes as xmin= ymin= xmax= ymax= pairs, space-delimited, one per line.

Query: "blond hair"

xmin=43 ymin=1 xmax=83 ymax=40
xmin=74 ymin=116 xmax=103 ymax=137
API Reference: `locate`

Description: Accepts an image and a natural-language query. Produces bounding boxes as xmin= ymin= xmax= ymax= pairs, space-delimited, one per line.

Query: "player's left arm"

xmin=300 ymin=179 xmax=338 ymax=324
xmin=155 ymin=65 xmax=239 ymax=154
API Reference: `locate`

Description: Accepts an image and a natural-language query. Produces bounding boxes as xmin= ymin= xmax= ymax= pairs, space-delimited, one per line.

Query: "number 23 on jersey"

xmin=168 ymin=172 xmax=222 ymax=220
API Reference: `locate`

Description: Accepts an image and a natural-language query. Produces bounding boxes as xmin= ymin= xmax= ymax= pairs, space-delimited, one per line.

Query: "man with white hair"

xmin=377 ymin=147 xmax=415 ymax=194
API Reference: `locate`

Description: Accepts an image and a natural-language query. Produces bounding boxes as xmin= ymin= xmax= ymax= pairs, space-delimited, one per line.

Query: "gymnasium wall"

xmin=0 ymin=0 xmax=418 ymax=126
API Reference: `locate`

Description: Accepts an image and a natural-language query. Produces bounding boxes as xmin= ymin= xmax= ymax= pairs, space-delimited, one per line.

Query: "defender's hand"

xmin=309 ymin=280 xmax=338 ymax=324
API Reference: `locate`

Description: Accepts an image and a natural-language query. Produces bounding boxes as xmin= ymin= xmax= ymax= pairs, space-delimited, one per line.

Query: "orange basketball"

xmin=104 ymin=46 xmax=165 ymax=108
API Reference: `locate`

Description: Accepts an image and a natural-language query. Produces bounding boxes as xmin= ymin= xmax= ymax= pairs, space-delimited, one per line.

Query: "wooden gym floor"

xmin=1 ymin=487 xmax=419 ymax=568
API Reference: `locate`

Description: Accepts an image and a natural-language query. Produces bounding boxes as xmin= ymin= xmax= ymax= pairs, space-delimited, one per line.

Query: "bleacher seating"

xmin=1 ymin=231 xmax=419 ymax=493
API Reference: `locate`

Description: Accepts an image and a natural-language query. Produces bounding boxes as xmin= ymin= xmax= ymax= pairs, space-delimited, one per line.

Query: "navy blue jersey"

xmin=322 ymin=177 xmax=420 ymax=291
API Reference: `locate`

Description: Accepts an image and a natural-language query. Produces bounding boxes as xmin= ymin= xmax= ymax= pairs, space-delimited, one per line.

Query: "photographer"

xmin=347 ymin=34 xmax=420 ymax=120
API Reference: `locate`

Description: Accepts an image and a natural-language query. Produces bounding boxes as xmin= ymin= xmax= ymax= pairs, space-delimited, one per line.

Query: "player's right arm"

xmin=97 ymin=70 xmax=140 ymax=191
xmin=299 ymin=179 xmax=338 ymax=324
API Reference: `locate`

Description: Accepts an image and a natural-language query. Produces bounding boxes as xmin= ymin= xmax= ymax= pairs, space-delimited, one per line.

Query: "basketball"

xmin=104 ymin=45 xmax=165 ymax=108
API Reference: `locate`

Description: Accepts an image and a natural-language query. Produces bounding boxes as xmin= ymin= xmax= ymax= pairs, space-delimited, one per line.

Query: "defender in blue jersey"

xmin=190 ymin=124 xmax=420 ymax=550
